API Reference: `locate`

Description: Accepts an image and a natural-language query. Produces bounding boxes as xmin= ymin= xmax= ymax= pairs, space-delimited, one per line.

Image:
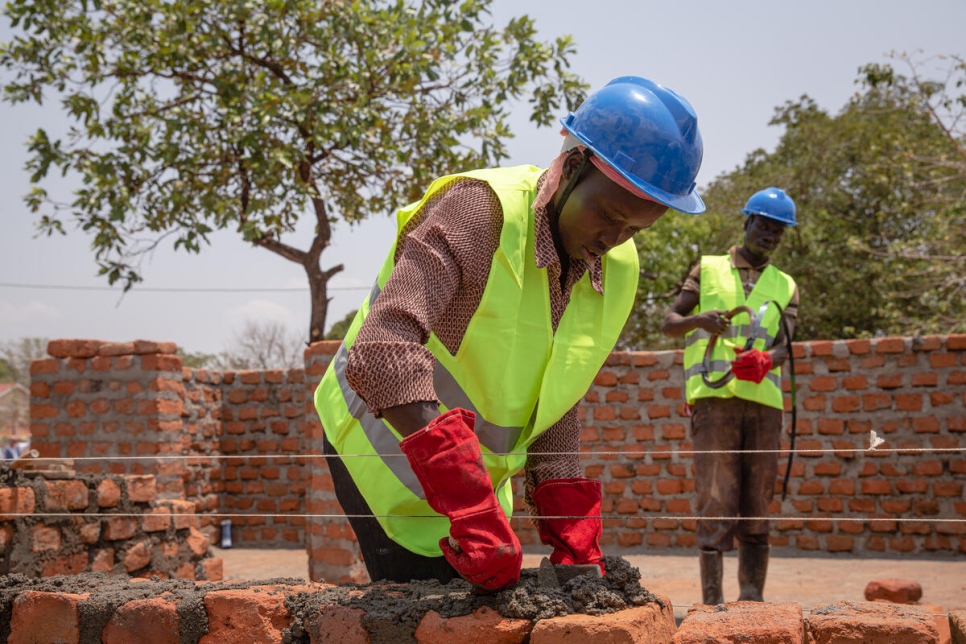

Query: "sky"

xmin=1 ymin=0 xmax=964 ymax=356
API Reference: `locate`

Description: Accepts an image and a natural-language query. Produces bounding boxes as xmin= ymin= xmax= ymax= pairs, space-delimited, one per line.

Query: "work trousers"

xmin=691 ymin=396 xmax=783 ymax=552
xmin=321 ymin=431 xmax=459 ymax=584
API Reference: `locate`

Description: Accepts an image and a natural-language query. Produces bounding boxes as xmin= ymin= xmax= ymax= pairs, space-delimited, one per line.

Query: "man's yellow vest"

xmin=314 ymin=165 xmax=640 ymax=556
xmin=683 ymin=254 xmax=796 ymax=410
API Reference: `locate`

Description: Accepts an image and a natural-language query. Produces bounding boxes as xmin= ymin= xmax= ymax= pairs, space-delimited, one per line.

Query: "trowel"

xmin=536 ymin=556 xmax=603 ymax=589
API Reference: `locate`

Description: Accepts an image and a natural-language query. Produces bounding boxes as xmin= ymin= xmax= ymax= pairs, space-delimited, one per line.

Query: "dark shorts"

xmin=690 ymin=396 xmax=783 ymax=551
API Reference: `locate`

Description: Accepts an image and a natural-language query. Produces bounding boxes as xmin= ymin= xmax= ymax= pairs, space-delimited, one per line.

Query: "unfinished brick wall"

xmin=217 ymin=367 xmax=308 ymax=546
xmin=29 ymin=340 xmax=188 ymax=498
xmin=0 ymin=472 xmax=221 ymax=581
xmin=305 ymin=335 xmax=965 ymax=582
xmin=25 ymin=334 xmax=965 ymax=580
xmin=27 ymin=340 xmax=309 ymax=548
xmin=556 ymin=335 xmax=966 ymax=556
xmin=2 ymin=579 xmax=961 ymax=644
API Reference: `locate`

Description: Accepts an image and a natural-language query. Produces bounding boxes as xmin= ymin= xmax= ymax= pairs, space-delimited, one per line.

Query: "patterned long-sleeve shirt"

xmin=344 ymin=174 xmax=606 ymax=500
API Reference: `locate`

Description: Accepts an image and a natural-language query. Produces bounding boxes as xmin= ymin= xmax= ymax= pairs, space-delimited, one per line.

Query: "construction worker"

xmin=661 ymin=187 xmax=799 ymax=604
xmin=314 ymin=76 xmax=706 ymax=591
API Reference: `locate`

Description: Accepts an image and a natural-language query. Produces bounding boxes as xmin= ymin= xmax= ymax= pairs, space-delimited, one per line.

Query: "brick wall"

xmin=29 ymin=340 xmax=188 ymax=497
xmin=24 ymin=334 xmax=966 ymax=583
xmin=519 ymin=334 xmax=965 ymax=555
xmin=0 ymin=471 xmax=221 ymax=581
xmin=305 ymin=335 xmax=965 ymax=582
xmin=217 ymin=367 xmax=308 ymax=546
xmin=27 ymin=340 xmax=310 ymax=548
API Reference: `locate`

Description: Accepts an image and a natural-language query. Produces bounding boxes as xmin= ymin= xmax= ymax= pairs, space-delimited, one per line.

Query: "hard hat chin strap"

xmin=554 ymin=151 xmax=591 ymax=215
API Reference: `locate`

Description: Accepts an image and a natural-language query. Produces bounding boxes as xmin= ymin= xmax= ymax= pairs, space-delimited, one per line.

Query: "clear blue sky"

xmin=2 ymin=0 xmax=964 ymax=355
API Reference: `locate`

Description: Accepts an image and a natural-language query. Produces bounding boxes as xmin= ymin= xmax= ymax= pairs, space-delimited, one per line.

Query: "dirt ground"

xmin=217 ymin=546 xmax=966 ymax=622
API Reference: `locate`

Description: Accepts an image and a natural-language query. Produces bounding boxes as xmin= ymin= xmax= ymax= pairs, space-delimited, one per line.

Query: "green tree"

xmin=624 ymin=54 xmax=966 ymax=348
xmin=324 ymin=308 xmax=357 ymax=341
xmin=0 ymin=337 xmax=49 ymax=387
xmin=1 ymin=0 xmax=586 ymax=342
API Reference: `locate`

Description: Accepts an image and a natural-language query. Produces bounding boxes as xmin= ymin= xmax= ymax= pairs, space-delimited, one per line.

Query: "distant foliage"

xmin=0 ymin=337 xmax=49 ymax=387
xmin=0 ymin=0 xmax=587 ymax=342
xmin=625 ymin=52 xmax=966 ymax=350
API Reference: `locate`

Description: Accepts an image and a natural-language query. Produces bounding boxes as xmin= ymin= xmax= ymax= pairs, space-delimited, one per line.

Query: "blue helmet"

xmin=560 ymin=76 xmax=705 ymax=214
xmin=741 ymin=187 xmax=797 ymax=226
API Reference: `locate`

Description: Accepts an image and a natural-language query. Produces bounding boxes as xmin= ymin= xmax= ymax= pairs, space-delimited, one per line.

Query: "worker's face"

xmin=743 ymin=214 xmax=787 ymax=257
xmin=554 ymin=155 xmax=668 ymax=262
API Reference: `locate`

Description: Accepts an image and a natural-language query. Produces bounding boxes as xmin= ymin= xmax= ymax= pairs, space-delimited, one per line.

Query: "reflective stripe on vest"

xmin=683 ymin=255 xmax=795 ymax=409
xmin=329 ymin=280 xmax=528 ymax=503
xmin=314 ymin=165 xmax=640 ymax=555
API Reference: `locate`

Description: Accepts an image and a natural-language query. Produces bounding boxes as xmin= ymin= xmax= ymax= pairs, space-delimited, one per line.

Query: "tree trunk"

xmin=306 ymin=260 xmax=344 ymax=344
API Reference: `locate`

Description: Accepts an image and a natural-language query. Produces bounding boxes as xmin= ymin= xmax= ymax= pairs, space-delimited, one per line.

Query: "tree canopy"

xmin=624 ymin=52 xmax=966 ymax=350
xmin=1 ymin=0 xmax=586 ymax=341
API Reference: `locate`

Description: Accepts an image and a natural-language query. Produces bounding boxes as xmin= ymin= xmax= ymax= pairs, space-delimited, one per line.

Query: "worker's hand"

xmin=399 ymin=408 xmax=522 ymax=592
xmin=531 ymin=478 xmax=605 ymax=575
xmin=732 ymin=348 xmax=773 ymax=384
xmin=695 ymin=310 xmax=731 ymax=335
xmin=439 ymin=507 xmax=522 ymax=592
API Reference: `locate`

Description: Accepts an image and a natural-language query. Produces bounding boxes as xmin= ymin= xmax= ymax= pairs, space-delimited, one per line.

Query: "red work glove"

xmin=399 ymin=408 xmax=522 ymax=591
xmin=530 ymin=478 xmax=604 ymax=574
xmin=732 ymin=348 xmax=773 ymax=384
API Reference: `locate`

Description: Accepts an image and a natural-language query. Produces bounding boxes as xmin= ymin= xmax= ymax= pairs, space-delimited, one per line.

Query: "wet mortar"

xmin=0 ymin=555 xmax=660 ymax=643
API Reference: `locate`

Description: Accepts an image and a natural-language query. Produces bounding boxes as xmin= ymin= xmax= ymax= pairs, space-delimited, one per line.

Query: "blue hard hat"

xmin=560 ymin=76 xmax=705 ymax=214
xmin=741 ymin=187 xmax=797 ymax=226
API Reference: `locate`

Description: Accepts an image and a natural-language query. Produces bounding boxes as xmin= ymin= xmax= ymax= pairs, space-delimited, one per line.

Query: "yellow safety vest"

xmin=683 ymin=254 xmax=796 ymax=410
xmin=314 ymin=165 xmax=640 ymax=555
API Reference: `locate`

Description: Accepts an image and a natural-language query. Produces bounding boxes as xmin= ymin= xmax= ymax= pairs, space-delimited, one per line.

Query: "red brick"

xmin=827 ymin=535 xmax=853 ymax=552
xmin=45 ymin=480 xmax=89 ymax=511
xmin=828 ymin=479 xmax=855 ymax=495
xmin=103 ymin=517 xmax=138 ymax=541
xmin=802 ymin=395 xmax=827 ymax=411
xmin=8 ymin=590 xmax=89 ymax=644
xmin=810 ymin=341 xmax=834 ymax=356
xmin=935 ymin=481 xmax=964 ymax=497
xmin=809 ymin=376 xmax=837 ymax=392
xmin=875 ymin=337 xmax=907 ymax=353
xmin=862 ymin=393 xmax=892 ymax=411
xmin=861 ymin=479 xmax=893 ymax=495
xmin=201 ymin=587 xmax=296 ymax=643
xmin=102 ymin=597 xmax=180 ymax=644
xmin=141 ymin=354 xmax=183 ymax=371
xmin=875 ymin=374 xmax=904 ymax=389
xmin=132 ymin=340 xmax=178 ymax=355
xmin=531 ymin=598 xmax=675 ymax=644
xmin=912 ymin=372 xmax=939 ymax=387
xmin=832 ymin=396 xmax=860 ymax=413
xmin=930 ymin=353 xmax=958 ymax=368
xmin=846 ymin=339 xmax=871 ymax=354
xmin=47 ymin=339 xmax=102 ymax=358
xmin=415 ymin=606 xmax=532 ymax=644
xmin=672 ymin=602 xmax=803 ymax=644
xmin=30 ymin=358 xmax=61 ymax=374
xmin=842 ymin=375 xmax=867 ymax=390
xmin=41 ymin=552 xmax=88 ymax=577
xmin=125 ymin=475 xmax=158 ymax=503
xmin=805 ymin=600 xmax=937 ymax=642
xmin=0 ymin=487 xmax=36 ymax=518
